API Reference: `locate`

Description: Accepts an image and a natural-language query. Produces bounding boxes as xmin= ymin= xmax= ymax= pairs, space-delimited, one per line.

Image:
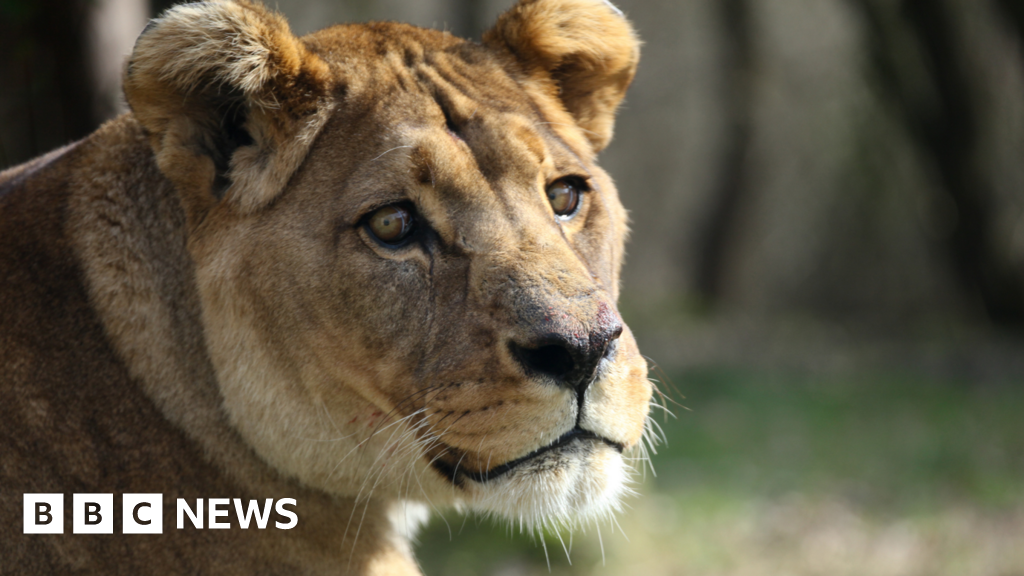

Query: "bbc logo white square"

xmin=23 ymin=494 xmax=63 ymax=534
xmin=73 ymin=493 xmax=114 ymax=534
xmin=123 ymin=494 xmax=163 ymax=534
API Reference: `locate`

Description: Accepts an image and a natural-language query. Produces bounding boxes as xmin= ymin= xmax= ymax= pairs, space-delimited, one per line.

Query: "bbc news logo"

xmin=23 ymin=494 xmax=297 ymax=534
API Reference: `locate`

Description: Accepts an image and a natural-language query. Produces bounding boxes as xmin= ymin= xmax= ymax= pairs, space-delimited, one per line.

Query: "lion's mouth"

xmin=430 ymin=427 xmax=624 ymax=484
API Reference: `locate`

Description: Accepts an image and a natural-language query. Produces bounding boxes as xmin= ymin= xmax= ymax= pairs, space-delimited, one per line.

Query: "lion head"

xmin=123 ymin=0 xmax=650 ymax=531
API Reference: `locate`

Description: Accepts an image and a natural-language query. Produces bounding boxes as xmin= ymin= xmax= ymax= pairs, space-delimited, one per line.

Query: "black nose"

xmin=510 ymin=320 xmax=623 ymax=394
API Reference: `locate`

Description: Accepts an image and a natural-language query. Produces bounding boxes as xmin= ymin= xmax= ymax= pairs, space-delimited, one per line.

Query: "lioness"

xmin=0 ymin=0 xmax=650 ymax=573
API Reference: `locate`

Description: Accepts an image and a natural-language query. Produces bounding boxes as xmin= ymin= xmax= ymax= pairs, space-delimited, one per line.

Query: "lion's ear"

xmin=124 ymin=0 xmax=331 ymax=221
xmin=483 ymin=0 xmax=639 ymax=152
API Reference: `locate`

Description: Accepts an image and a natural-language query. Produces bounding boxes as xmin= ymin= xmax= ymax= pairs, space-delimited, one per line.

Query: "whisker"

xmin=539 ymin=531 xmax=551 ymax=572
xmin=555 ymin=530 xmax=571 ymax=565
xmin=611 ymin=514 xmax=629 ymax=542
xmin=371 ymin=145 xmax=413 ymax=162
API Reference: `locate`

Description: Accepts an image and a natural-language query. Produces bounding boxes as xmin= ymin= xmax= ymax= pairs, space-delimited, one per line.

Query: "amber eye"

xmin=546 ymin=178 xmax=583 ymax=217
xmin=366 ymin=204 xmax=415 ymax=244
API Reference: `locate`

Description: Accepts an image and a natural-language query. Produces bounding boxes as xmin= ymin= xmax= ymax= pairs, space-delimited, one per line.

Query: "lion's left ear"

xmin=483 ymin=0 xmax=639 ymax=152
xmin=124 ymin=0 xmax=331 ymax=222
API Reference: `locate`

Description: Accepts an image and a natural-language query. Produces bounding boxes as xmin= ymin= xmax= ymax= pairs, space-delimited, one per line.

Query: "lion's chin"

xmin=462 ymin=441 xmax=633 ymax=530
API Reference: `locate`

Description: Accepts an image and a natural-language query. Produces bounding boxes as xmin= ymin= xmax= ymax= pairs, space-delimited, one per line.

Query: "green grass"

xmin=658 ymin=369 xmax=1024 ymax=510
xmin=414 ymin=368 xmax=1024 ymax=575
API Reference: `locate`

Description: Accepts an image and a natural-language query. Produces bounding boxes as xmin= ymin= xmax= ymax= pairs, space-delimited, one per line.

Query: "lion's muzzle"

xmin=508 ymin=305 xmax=623 ymax=396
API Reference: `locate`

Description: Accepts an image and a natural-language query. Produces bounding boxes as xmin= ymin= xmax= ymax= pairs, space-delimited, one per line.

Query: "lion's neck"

xmin=62 ymin=115 xmax=424 ymax=574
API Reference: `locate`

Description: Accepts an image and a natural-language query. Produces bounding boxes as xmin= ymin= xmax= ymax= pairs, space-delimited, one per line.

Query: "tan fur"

xmin=0 ymin=1 xmax=648 ymax=573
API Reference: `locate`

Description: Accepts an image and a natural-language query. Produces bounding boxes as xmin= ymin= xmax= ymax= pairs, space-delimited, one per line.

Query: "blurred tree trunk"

xmin=150 ymin=0 xmax=174 ymax=18
xmin=0 ymin=0 xmax=96 ymax=169
xmin=692 ymin=0 xmax=754 ymax=304
xmin=89 ymin=0 xmax=148 ymax=121
xmin=994 ymin=0 xmax=1024 ymax=73
xmin=849 ymin=0 xmax=1024 ymax=327
xmin=994 ymin=0 xmax=1024 ymax=42
xmin=451 ymin=0 xmax=486 ymax=38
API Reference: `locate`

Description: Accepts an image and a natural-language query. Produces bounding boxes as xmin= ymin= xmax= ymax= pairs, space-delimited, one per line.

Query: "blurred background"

xmin=3 ymin=0 xmax=1023 ymax=574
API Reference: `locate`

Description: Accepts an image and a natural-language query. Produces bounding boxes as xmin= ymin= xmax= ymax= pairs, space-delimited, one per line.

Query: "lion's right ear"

xmin=124 ymin=0 xmax=331 ymax=223
xmin=483 ymin=0 xmax=639 ymax=153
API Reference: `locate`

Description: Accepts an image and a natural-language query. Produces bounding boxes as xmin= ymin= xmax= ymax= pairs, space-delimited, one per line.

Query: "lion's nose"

xmin=510 ymin=319 xmax=623 ymax=395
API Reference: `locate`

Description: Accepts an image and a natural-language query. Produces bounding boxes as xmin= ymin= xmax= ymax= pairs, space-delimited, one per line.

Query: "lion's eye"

xmin=366 ymin=204 xmax=415 ymax=244
xmin=546 ymin=178 xmax=583 ymax=217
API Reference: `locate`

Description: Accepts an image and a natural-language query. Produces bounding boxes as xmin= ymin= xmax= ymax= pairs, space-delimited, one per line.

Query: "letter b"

xmin=24 ymin=494 xmax=63 ymax=534
xmin=85 ymin=503 xmax=101 ymax=525
xmin=73 ymin=494 xmax=113 ymax=534
xmin=37 ymin=503 xmax=52 ymax=525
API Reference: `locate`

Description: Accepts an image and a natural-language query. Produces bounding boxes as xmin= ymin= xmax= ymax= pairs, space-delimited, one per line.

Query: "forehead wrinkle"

xmin=516 ymin=84 xmax=597 ymax=166
xmin=412 ymin=61 xmax=482 ymax=122
xmin=410 ymin=135 xmax=498 ymax=212
xmin=411 ymin=54 xmax=559 ymax=185
xmin=407 ymin=135 xmax=539 ymax=259
xmin=406 ymin=136 xmax=492 ymax=244
xmin=533 ymin=119 xmax=591 ymax=175
xmin=389 ymin=58 xmax=423 ymax=96
xmin=411 ymin=72 xmax=520 ymax=209
xmin=422 ymin=48 xmax=522 ymax=114
xmin=404 ymin=110 xmax=483 ymax=194
xmin=423 ymin=62 xmax=579 ymax=184
xmin=511 ymin=121 xmax=550 ymax=167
